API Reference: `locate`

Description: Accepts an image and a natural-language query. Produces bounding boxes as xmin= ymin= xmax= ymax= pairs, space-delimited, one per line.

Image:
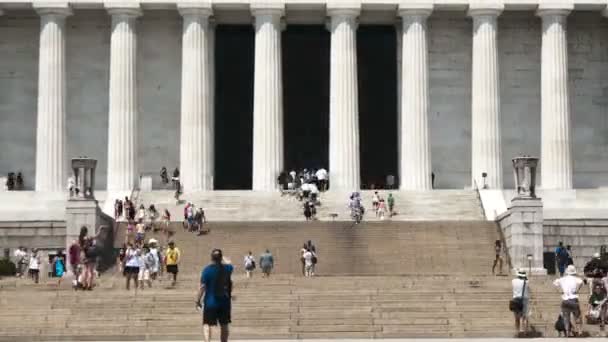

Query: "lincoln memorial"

xmin=1 ymin=0 xmax=607 ymax=192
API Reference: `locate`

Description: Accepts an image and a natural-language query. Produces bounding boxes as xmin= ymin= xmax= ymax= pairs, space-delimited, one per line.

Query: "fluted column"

xmin=537 ymin=5 xmax=573 ymax=189
xmin=396 ymin=20 xmax=402 ymax=184
xmin=34 ymin=4 xmax=71 ymax=192
xmin=179 ymin=6 xmax=213 ymax=192
xmin=328 ymin=7 xmax=360 ymax=191
xmin=105 ymin=5 xmax=141 ymax=191
xmin=469 ymin=5 xmax=503 ymax=189
xmin=251 ymin=5 xmax=284 ymax=191
xmin=209 ymin=18 xmax=216 ymax=177
xmin=399 ymin=5 xmax=432 ymax=190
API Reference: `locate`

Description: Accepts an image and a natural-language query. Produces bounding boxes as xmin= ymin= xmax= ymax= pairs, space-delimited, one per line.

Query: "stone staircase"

xmin=1 ymin=220 xmax=605 ymax=340
xmin=134 ymin=190 xmax=484 ymax=222
xmin=0 ymin=274 xmax=599 ymax=340
xmin=116 ymin=221 xmax=500 ymax=275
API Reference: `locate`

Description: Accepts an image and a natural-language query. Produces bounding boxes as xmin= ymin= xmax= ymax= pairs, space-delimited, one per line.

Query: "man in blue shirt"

xmin=196 ymin=249 xmax=233 ymax=342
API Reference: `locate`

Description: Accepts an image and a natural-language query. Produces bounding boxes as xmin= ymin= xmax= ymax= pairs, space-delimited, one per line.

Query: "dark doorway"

xmin=357 ymin=26 xmax=398 ymax=189
xmin=283 ymin=26 xmax=330 ymax=172
xmin=215 ymin=25 xmax=255 ymax=189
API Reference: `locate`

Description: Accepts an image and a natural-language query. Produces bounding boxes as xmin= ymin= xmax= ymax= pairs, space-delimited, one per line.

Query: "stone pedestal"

xmin=498 ymin=199 xmax=547 ymax=275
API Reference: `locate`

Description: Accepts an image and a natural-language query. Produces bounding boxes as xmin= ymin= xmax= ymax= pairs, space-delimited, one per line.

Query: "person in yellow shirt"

xmin=165 ymin=241 xmax=181 ymax=286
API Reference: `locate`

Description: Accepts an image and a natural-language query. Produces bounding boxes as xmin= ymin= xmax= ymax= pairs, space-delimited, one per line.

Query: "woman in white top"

xmin=124 ymin=244 xmax=140 ymax=291
xmin=28 ymin=249 xmax=41 ymax=284
xmin=554 ymin=265 xmax=584 ymax=337
xmin=244 ymin=252 xmax=255 ymax=278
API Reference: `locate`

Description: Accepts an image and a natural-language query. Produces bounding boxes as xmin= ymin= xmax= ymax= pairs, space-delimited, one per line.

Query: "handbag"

xmin=509 ymin=279 xmax=527 ymax=312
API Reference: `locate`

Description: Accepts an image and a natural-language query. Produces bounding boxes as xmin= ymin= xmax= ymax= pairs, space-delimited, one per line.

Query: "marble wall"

xmin=0 ymin=10 xmax=606 ymax=189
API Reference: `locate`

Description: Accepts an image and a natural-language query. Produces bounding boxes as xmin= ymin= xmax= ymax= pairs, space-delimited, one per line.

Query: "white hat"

xmin=566 ymin=265 xmax=577 ymax=276
xmin=148 ymin=238 xmax=158 ymax=245
xmin=593 ymin=252 xmax=601 ymax=258
xmin=516 ymin=270 xmax=527 ymax=278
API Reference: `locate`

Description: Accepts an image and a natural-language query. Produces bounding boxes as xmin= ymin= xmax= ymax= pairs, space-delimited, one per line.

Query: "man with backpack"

xmin=196 ymin=249 xmax=233 ymax=342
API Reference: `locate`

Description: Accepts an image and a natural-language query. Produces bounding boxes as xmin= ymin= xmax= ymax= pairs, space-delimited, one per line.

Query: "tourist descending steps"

xmin=139 ymin=245 xmax=156 ymax=290
xmin=510 ymin=270 xmax=531 ymax=335
xmin=123 ymin=243 xmax=139 ymax=291
xmin=244 ymin=251 xmax=255 ymax=278
xmin=492 ymin=240 xmax=504 ymax=275
xmin=165 ymin=241 xmax=181 ymax=286
xmin=259 ymin=249 xmax=274 ymax=278
xmin=554 ymin=265 xmax=584 ymax=337
xmin=196 ymin=249 xmax=233 ymax=342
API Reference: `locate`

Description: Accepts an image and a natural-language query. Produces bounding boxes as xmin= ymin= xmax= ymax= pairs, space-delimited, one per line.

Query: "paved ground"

xmin=78 ymin=339 xmax=598 ymax=342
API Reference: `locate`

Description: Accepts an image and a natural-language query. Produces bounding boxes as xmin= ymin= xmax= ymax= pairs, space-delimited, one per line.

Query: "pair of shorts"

xmin=124 ymin=266 xmax=139 ymax=276
xmin=138 ymin=269 xmax=150 ymax=281
xmin=29 ymin=269 xmax=40 ymax=276
xmin=561 ymin=299 xmax=581 ymax=318
xmin=166 ymin=265 xmax=179 ymax=274
xmin=203 ymin=305 xmax=231 ymax=326
xmin=135 ymin=233 xmax=144 ymax=241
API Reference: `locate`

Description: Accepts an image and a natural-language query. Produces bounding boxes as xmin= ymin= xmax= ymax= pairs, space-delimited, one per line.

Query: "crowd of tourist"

xmin=509 ymin=245 xmax=608 ymax=337
xmin=117 ymin=239 xmax=181 ymax=289
xmin=183 ymin=202 xmax=208 ymax=235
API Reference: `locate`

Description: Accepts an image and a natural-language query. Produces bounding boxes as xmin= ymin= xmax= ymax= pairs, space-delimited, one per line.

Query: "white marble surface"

xmin=328 ymin=6 xmax=360 ymax=191
xmin=251 ymin=5 xmax=284 ymax=191
xmin=179 ymin=6 xmax=214 ymax=192
xmin=399 ymin=5 xmax=432 ymax=190
xmin=34 ymin=5 xmax=70 ymax=192
xmin=1 ymin=10 xmax=608 ymax=191
xmin=538 ymin=5 xmax=573 ymax=190
xmin=470 ymin=5 xmax=502 ymax=190
xmin=106 ymin=6 xmax=141 ymax=191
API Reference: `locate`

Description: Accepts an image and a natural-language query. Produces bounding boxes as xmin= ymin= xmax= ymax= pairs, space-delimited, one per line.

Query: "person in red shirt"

xmin=68 ymin=239 xmax=81 ymax=279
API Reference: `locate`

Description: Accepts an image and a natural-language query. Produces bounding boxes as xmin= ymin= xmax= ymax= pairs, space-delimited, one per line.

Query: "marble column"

xmin=328 ymin=7 xmax=360 ymax=191
xmin=179 ymin=7 xmax=213 ymax=192
xmin=469 ymin=5 xmax=503 ymax=189
xmin=396 ymin=20 xmax=402 ymax=184
xmin=34 ymin=5 xmax=72 ymax=192
xmin=537 ymin=6 xmax=573 ymax=189
xmin=251 ymin=6 xmax=284 ymax=191
xmin=399 ymin=6 xmax=432 ymax=190
xmin=105 ymin=6 xmax=141 ymax=191
xmin=209 ymin=18 xmax=216 ymax=178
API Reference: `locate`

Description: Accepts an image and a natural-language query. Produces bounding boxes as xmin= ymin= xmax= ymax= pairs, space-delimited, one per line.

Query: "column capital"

xmin=251 ymin=2 xmax=285 ymax=17
xmin=34 ymin=3 xmax=72 ymax=17
xmin=467 ymin=3 xmax=504 ymax=18
xmin=178 ymin=6 xmax=212 ymax=18
xmin=327 ymin=1 xmax=361 ymax=18
xmin=398 ymin=3 xmax=433 ymax=18
xmin=536 ymin=3 xmax=573 ymax=18
xmin=104 ymin=2 xmax=142 ymax=17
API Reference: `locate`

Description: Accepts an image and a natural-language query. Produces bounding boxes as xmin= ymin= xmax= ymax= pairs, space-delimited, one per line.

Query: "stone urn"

xmin=512 ymin=156 xmax=538 ymax=199
xmin=70 ymin=157 xmax=97 ymax=200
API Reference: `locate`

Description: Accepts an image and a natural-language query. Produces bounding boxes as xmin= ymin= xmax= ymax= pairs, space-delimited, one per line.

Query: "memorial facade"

xmin=1 ymin=0 xmax=607 ymax=192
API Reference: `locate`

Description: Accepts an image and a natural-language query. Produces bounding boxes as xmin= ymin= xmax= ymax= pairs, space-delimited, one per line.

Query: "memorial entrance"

xmin=214 ymin=25 xmax=397 ymax=189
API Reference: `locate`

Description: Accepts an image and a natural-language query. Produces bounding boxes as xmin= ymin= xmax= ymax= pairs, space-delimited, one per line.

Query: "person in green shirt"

xmin=387 ymin=193 xmax=395 ymax=217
